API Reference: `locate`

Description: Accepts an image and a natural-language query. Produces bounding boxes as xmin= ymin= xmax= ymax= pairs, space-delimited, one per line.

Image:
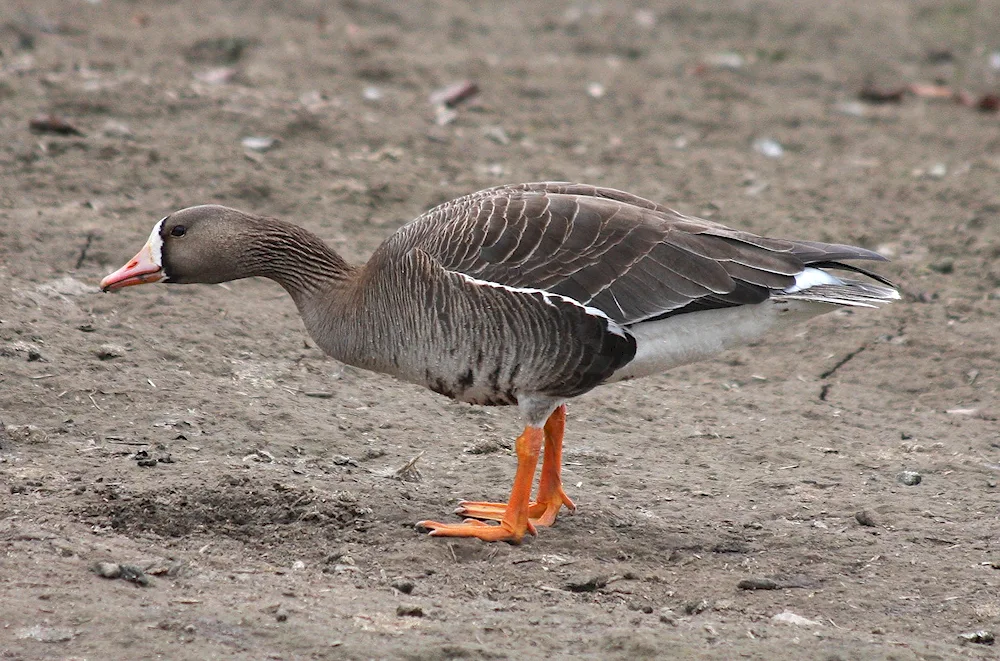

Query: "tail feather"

xmin=779 ymin=280 xmax=900 ymax=308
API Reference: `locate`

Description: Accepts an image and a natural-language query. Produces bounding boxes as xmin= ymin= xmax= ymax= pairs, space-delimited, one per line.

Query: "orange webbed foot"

xmin=417 ymin=518 xmax=536 ymax=543
xmin=456 ymin=493 xmax=575 ymax=527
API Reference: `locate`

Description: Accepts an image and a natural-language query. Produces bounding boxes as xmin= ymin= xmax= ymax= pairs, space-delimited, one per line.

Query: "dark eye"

xmin=170 ymin=225 xmax=187 ymax=237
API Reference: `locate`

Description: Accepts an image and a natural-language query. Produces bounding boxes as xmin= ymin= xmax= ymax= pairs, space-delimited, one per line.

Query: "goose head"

xmin=100 ymin=205 xmax=255 ymax=291
xmin=100 ymin=205 xmax=353 ymax=296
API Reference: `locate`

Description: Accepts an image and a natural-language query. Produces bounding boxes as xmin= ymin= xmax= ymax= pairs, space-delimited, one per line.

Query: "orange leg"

xmin=534 ymin=404 xmax=576 ymax=525
xmin=456 ymin=405 xmax=576 ymax=527
xmin=417 ymin=425 xmax=543 ymax=543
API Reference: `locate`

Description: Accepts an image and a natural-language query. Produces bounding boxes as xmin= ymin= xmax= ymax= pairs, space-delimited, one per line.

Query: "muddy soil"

xmin=1 ymin=1 xmax=998 ymax=659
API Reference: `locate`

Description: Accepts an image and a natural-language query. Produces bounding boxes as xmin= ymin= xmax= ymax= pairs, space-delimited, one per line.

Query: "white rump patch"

xmin=453 ymin=271 xmax=628 ymax=338
xmin=783 ymin=267 xmax=841 ymax=293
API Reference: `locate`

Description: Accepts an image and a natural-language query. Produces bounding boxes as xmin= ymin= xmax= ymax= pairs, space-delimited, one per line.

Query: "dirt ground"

xmin=1 ymin=1 xmax=999 ymax=659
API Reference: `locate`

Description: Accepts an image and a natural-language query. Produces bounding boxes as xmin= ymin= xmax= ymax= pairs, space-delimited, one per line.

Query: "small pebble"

xmin=274 ymin=606 xmax=289 ymax=622
xmin=897 ymin=471 xmax=922 ymax=486
xmin=241 ymin=136 xmax=277 ymax=153
xmin=565 ymin=574 xmax=608 ymax=592
xmin=927 ymin=162 xmax=947 ymax=179
xmin=752 ymin=137 xmax=784 ymax=159
xmin=391 ymin=578 xmax=415 ymax=594
xmin=704 ymin=51 xmax=745 ymax=71
xmin=959 ymin=630 xmax=995 ymax=645
xmin=684 ymin=599 xmax=711 ymax=615
xmin=101 ymin=120 xmax=134 ymax=139
xmin=93 ymin=561 xmax=150 ymax=586
xmin=483 ymin=126 xmax=510 ymax=145
xmin=738 ymin=577 xmax=779 ymax=590
xmin=855 ymin=510 xmax=879 ymax=527
xmin=772 ymin=610 xmax=821 ymax=627
xmin=194 ymin=67 xmax=237 ymax=84
xmin=95 ymin=344 xmax=125 ymax=360
xmin=658 ymin=607 xmax=677 ymax=625
xmin=396 ymin=605 xmax=424 ymax=617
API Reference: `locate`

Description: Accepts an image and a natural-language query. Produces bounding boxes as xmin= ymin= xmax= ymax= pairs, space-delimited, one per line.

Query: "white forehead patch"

xmin=147 ymin=217 xmax=166 ymax=266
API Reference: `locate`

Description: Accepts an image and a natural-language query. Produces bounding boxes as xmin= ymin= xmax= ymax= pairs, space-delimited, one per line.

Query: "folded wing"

xmin=382 ymin=182 xmax=892 ymax=325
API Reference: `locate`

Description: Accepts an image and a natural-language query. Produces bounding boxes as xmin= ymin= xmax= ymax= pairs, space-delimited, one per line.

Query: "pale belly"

xmin=609 ymin=299 xmax=831 ymax=382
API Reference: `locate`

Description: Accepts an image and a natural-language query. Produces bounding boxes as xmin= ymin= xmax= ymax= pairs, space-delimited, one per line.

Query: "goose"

xmin=100 ymin=182 xmax=899 ymax=543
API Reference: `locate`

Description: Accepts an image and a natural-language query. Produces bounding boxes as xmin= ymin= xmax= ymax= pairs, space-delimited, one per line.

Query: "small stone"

xmin=658 ymin=607 xmax=678 ymax=625
xmin=391 ymin=578 xmax=415 ymax=594
xmin=291 ymin=560 xmax=305 ymax=571
xmin=738 ymin=577 xmax=779 ymax=590
xmin=117 ymin=564 xmax=151 ymax=586
xmin=101 ymin=120 xmax=134 ymax=139
xmin=713 ymin=599 xmax=734 ymax=611
xmin=959 ymin=630 xmax=995 ymax=645
xmin=704 ymin=51 xmax=745 ymax=71
xmin=483 ymin=126 xmax=510 ymax=145
xmin=855 ymin=510 xmax=879 ymax=527
xmin=396 ymin=605 xmax=424 ymax=617
xmin=752 ymin=137 xmax=784 ymax=159
xmin=93 ymin=561 xmax=149 ymax=586
xmin=897 ymin=471 xmax=922 ymax=486
xmin=95 ymin=344 xmax=125 ymax=360
xmin=683 ymin=599 xmax=711 ymax=615
xmin=772 ymin=610 xmax=821 ymax=627
xmin=194 ymin=66 xmax=237 ymax=84
xmin=927 ymin=162 xmax=947 ymax=179
xmin=241 ymin=136 xmax=277 ymax=153
xmin=274 ymin=606 xmax=289 ymax=622
xmin=565 ymin=574 xmax=608 ymax=592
